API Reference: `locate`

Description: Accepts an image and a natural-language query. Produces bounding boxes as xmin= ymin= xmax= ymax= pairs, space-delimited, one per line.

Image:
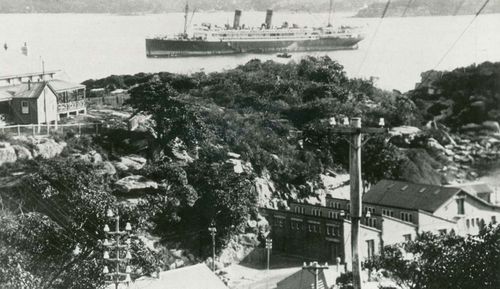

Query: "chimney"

xmin=28 ymin=80 xmax=31 ymax=90
xmin=233 ymin=10 xmax=241 ymax=29
xmin=265 ymin=9 xmax=273 ymax=29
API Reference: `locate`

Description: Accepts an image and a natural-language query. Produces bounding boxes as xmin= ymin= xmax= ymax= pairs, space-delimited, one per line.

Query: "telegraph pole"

xmin=329 ymin=117 xmax=386 ymax=289
xmin=103 ymin=209 xmax=133 ymax=289
xmin=303 ymin=262 xmax=329 ymax=289
xmin=208 ymin=220 xmax=217 ymax=271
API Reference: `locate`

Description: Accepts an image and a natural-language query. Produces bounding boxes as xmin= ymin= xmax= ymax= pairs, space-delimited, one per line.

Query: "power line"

xmin=414 ymin=0 xmax=491 ymax=91
xmin=356 ymin=0 xmax=392 ymax=76
xmin=401 ymin=0 xmax=415 ymax=17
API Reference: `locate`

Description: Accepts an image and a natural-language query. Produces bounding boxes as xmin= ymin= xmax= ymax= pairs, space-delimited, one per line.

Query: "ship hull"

xmin=146 ymin=37 xmax=362 ymax=57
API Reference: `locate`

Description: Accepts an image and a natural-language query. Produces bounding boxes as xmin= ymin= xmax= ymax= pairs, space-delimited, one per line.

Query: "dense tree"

xmin=128 ymin=80 xmax=207 ymax=157
xmin=364 ymin=225 xmax=500 ymax=289
xmin=0 ymin=158 xmax=160 ymax=289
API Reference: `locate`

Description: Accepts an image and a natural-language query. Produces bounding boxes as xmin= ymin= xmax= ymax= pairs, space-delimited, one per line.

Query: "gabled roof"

xmin=47 ymin=79 xmax=85 ymax=91
xmin=0 ymin=82 xmax=46 ymax=99
xmin=363 ymin=179 xmax=462 ymax=213
xmin=117 ymin=263 xmax=228 ymax=289
xmin=452 ymin=182 xmax=493 ymax=195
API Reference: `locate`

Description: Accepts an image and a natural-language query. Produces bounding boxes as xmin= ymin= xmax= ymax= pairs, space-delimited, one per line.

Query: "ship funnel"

xmin=265 ymin=9 xmax=273 ymax=29
xmin=233 ymin=10 xmax=242 ymax=29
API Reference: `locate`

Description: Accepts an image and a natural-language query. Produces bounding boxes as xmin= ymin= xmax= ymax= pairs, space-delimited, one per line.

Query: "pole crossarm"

xmin=326 ymin=117 xmax=388 ymax=289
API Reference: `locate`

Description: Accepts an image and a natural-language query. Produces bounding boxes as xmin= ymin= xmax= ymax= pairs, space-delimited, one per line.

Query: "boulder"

xmin=427 ymin=138 xmax=445 ymax=152
xmin=96 ymin=161 xmax=117 ymax=176
xmin=12 ymin=145 xmax=32 ymax=160
xmin=0 ymin=142 xmax=17 ymax=166
xmin=128 ymin=113 xmax=154 ymax=133
xmin=33 ymin=138 xmax=67 ymax=159
xmin=72 ymin=150 xmax=103 ymax=164
xmin=482 ymin=121 xmax=500 ymax=133
xmin=113 ymin=155 xmax=146 ymax=172
xmin=115 ymin=175 xmax=158 ymax=194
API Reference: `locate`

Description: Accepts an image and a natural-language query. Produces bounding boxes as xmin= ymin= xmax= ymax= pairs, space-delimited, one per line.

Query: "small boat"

xmin=3 ymin=43 xmax=7 ymax=51
xmin=277 ymin=52 xmax=291 ymax=58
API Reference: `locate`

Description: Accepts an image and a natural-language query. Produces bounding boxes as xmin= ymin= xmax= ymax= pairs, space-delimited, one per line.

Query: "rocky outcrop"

xmin=115 ymin=175 xmax=158 ymax=194
xmin=113 ymin=155 xmax=147 ymax=172
xmin=32 ymin=138 xmax=67 ymax=159
xmin=72 ymin=150 xmax=103 ymax=164
xmin=435 ymin=133 xmax=500 ymax=183
xmin=12 ymin=145 xmax=33 ymax=160
xmin=96 ymin=161 xmax=117 ymax=176
xmin=0 ymin=137 xmax=67 ymax=167
xmin=0 ymin=142 xmax=17 ymax=166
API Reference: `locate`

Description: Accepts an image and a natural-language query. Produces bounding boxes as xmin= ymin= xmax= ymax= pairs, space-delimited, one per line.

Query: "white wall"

xmin=343 ymin=221 xmax=381 ymax=270
xmin=417 ymin=211 xmax=457 ymax=234
xmin=36 ymin=85 xmax=58 ymax=124
xmin=434 ymin=192 xmax=500 ymax=235
xmin=381 ymin=216 xmax=417 ymax=245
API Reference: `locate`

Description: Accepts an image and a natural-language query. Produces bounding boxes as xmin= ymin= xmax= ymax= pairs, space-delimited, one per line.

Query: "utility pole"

xmin=208 ymin=220 xmax=217 ymax=271
xmin=329 ymin=117 xmax=386 ymax=289
xmin=103 ymin=209 xmax=133 ymax=289
xmin=303 ymin=262 xmax=329 ymax=289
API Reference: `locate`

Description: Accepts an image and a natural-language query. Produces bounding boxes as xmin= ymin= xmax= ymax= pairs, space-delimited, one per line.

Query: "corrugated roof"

xmin=115 ymin=263 xmax=228 ymax=289
xmin=48 ymin=79 xmax=85 ymax=91
xmin=0 ymin=82 xmax=45 ymax=99
xmin=363 ymin=179 xmax=462 ymax=213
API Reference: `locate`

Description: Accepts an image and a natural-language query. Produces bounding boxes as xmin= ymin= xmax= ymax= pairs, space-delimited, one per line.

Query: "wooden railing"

xmin=0 ymin=122 xmax=102 ymax=137
xmin=58 ymin=99 xmax=86 ymax=112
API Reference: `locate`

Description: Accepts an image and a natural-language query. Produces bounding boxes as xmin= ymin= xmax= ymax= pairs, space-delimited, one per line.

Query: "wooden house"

xmin=0 ymin=81 xmax=58 ymax=125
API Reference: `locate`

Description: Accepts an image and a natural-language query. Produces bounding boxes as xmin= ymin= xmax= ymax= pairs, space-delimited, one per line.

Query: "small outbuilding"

xmin=0 ymin=81 xmax=58 ymax=125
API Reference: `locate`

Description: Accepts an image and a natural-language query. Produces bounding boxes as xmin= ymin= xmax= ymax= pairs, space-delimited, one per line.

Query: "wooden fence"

xmin=0 ymin=123 xmax=103 ymax=137
xmin=86 ymin=93 xmax=130 ymax=108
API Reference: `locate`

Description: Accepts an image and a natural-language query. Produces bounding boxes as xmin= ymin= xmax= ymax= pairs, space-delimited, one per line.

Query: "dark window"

xmin=403 ymin=234 xmax=412 ymax=241
xmin=492 ymin=216 xmax=497 ymax=224
xmin=366 ymin=240 xmax=375 ymax=260
xmin=457 ymin=198 xmax=465 ymax=215
xmin=21 ymin=101 xmax=29 ymax=114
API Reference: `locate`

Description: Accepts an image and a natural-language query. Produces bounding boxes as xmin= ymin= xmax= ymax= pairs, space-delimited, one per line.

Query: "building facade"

xmin=261 ymin=200 xmax=381 ymax=267
xmin=1 ymin=82 xmax=59 ymax=125
xmin=262 ymin=179 xmax=500 ymax=265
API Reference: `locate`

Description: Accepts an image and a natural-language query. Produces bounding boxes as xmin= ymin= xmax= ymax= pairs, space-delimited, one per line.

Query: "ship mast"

xmin=327 ymin=0 xmax=334 ymax=27
xmin=183 ymin=3 xmax=189 ymax=37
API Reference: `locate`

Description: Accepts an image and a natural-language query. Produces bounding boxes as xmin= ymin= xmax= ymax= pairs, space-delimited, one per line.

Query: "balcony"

xmin=58 ymin=100 xmax=86 ymax=113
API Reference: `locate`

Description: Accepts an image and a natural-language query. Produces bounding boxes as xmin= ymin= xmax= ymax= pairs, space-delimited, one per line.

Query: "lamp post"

xmin=265 ymin=238 xmax=272 ymax=289
xmin=208 ymin=220 xmax=217 ymax=271
xmin=303 ymin=261 xmax=329 ymax=289
xmin=329 ymin=117 xmax=387 ymax=289
xmin=103 ymin=209 xmax=133 ymax=289
xmin=265 ymin=238 xmax=272 ymax=271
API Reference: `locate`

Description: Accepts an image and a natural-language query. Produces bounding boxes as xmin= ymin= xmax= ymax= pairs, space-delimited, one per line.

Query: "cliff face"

xmin=355 ymin=0 xmax=500 ymax=17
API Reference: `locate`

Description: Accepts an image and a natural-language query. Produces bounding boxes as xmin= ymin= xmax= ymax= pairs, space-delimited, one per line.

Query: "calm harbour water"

xmin=0 ymin=11 xmax=499 ymax=91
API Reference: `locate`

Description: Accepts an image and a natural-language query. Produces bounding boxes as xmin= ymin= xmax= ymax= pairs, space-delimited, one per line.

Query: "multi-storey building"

xmin=261 ymin=201 xmax=381 ymax=267
xmin=262 ymin=179 xmax=500 ymax=265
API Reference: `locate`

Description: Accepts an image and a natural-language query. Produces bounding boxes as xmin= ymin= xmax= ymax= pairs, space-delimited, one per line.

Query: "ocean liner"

xmin=146 ymin=5 xmax=364 ymax=58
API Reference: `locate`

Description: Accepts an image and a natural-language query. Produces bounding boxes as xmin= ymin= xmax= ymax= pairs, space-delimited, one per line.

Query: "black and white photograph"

xmin=0 ymin=0 xmax=499 ymax=288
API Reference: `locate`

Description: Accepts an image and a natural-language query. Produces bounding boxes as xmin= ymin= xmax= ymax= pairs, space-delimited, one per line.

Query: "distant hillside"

xmin=355 ymin=0 xmax=500 ymax=17
xmin=0 ymin=0 xmax=379 ymax=13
